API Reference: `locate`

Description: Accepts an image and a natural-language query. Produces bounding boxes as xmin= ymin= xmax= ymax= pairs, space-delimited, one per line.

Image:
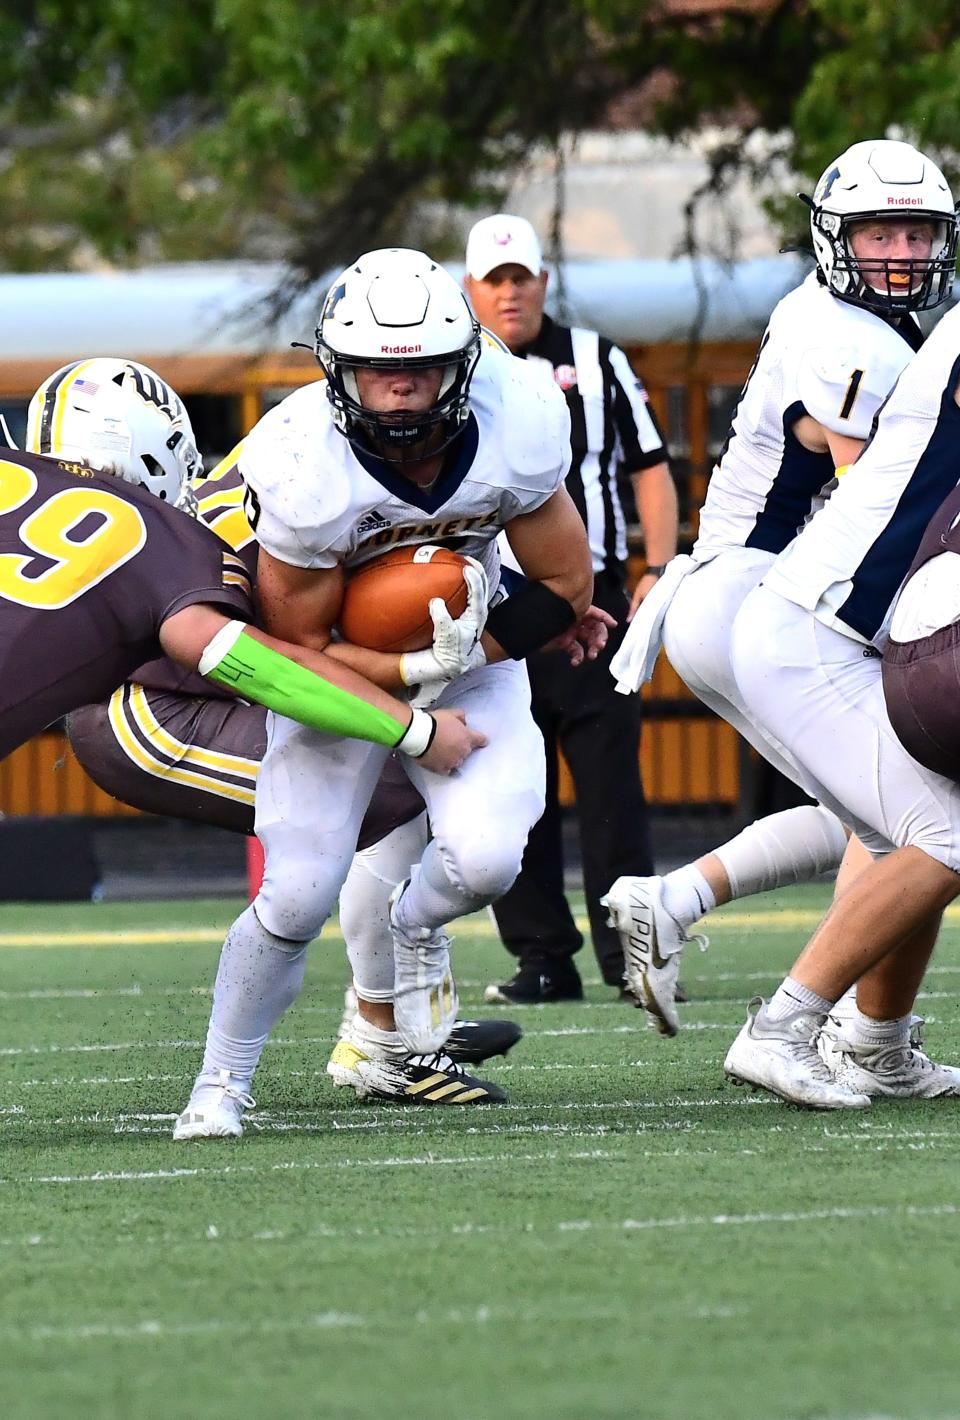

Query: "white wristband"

xmin=394 ymin=707 xmax=437 ymax=758
xmin=197 ymin=619 xmax=248 ymax=675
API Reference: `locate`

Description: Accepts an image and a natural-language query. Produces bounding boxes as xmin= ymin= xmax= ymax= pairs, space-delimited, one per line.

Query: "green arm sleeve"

xmin=198 ymin=621 xmax=408 ymax=748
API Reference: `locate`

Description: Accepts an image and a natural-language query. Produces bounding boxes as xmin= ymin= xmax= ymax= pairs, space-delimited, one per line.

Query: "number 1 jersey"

xmin=694 ymin=271 xmax=921 ymax=563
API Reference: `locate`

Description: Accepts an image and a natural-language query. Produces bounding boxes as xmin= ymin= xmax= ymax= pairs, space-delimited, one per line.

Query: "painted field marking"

xmin=4 ymin=1312 xmax=364 ymax=1344
xmin=5 ymin=1103 xmax=960 ymax=1152
xmin=3 ymin=1198 xmax=959 ymax=1254
xmin=5 ymin=1147 xmax=618 ymax=1185
xmin=0 ymin=1020 xmax=756 ymax=1060
xmin=0 ymin=1073 xmax=774 ymax=1105
xmin=6 ymin=901 xmax=960 ymax=950
xmin=2 ymin=1011 xmax=953 ymax=1063
xmin=1 ymin=979 xmax=957 ymax=1016
xmin=0 ymin=1297 xmax=770 ymax=1347
xmin=0 ymin=1096 xmax=777 ymax=1121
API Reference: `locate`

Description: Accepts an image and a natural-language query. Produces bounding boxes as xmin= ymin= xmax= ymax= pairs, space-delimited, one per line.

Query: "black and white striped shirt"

xmin=517 ymin=314 xmax=667 ymax=575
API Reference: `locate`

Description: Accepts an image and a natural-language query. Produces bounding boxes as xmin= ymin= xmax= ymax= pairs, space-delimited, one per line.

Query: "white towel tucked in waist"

xmin=610 ymin=555 xmax=695 ymax=693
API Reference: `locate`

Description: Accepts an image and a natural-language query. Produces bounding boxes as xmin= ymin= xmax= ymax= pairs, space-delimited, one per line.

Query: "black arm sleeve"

xmin=485 ymin=580 xmax=576 ymax=660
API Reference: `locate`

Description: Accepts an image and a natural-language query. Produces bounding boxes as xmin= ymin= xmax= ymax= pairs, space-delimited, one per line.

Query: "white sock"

xmin=340 ymin=814 xmax=427 ymax=1001
xmin=766 ymin=976 xmax=834 ymax=1022
xmin=849 ymin=1008 xmax=911 ymax=1051
xmin=348 ymin=1014 xmax=405 ymax=1056
xmin=715 ymin=806 xmax=848 ymax=899
xmin=660 ymin=866 xmax=716 ymax=930
xmin=199 ymin=905 xmax=309 ymax=1089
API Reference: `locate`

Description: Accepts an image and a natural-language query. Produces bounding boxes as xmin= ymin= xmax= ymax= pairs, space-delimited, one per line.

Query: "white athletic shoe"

xmin=600 ymin=875 xmax=707 ymax=1036
xmin=389 ymin=882 xmax=458 ymax=1054
xmin=172 ymin=1069 xmax=256 ymax=1140
xmin=818 ymin=1018 xmax=960 ymax=1099
xmin=723 ymin=998 xmax=871 ymax=1109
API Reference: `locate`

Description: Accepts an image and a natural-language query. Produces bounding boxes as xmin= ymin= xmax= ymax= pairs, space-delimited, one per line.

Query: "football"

xmin=338 ymin=545 xmax=471 ymax=652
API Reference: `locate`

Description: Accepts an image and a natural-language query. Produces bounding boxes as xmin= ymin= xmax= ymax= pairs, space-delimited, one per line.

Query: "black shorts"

xmin=67 ymin=686 xmax=424 ymax=847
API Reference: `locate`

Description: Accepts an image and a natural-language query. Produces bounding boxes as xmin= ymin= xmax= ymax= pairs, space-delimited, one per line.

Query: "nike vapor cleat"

xmin=327 ymin=1034 xmax=506 ymax=1104
xmin=724 ymin=998 xmax=870 ymax=1109
xmin=173 ymin=1069 xmax=256 ymax=1140
xmin=483 ymin=962 xmax=584 ymax=1006
xmin=600 ymin=875 xmax=707 ymax=1036
xmin=818 ymin=1019 xmax=960 ymax=1099
xmin=389 ymin=882 xmax=458 ymax=1053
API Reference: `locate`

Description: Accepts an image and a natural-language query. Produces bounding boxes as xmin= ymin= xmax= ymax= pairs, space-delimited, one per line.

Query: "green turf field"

xmin=1 ymin=885 xmax=959 ymax=1420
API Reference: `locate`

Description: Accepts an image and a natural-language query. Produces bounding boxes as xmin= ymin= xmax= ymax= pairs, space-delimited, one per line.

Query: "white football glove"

xmin=399 ymin=559 xmax=488 ymax=704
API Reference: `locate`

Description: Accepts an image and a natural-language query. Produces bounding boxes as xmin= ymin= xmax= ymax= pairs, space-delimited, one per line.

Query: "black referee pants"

xmin=492 ymin=571 xmax=655 ymax=986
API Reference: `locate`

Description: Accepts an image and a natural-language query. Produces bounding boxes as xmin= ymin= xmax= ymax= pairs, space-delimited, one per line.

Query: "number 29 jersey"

xmin=238 ymin=341 xmax=572 ymax=591
xmin=0 ymin=450 xmax=252 ymax=757
xmin=694 ymin=271 xmax=921 ymax=563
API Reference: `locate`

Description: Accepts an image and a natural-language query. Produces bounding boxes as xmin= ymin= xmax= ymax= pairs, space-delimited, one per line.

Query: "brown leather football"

xmin=338 ymin=545 xmax=471 ymax=652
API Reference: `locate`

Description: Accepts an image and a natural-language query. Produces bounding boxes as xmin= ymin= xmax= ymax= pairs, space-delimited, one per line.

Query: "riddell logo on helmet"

xmin=886 ymin=197 xmax=922 ymax=205
xmin=380 ymin=344 xmax=423 ymax=354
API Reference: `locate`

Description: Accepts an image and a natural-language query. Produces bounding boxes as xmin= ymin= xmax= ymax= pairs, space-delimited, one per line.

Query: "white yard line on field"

xmin=7 ymin=1124 xmax=960 ymax=1181
xmin=0 ymin=1073 xmax=775 ymax=1105
xmin=2 ymin=1312 xmax=365 ymax=1343
xmin=1 ymin=983 xmax=955 ymax=1017
xmin=3 ymin=1147 xmax=619 ymax=1185
xmin=5 ymin=903 xmax=960 ymax=951
xmin=0 ymin=1022 xmax=746 ymax=1059
xmin=0 ymin=985 xmax=214 ymax=1002
xmin=1 ymin=1201 xmax=957 ymax=1259
xmin=0 ymin=1096 xmax=777 ymax=1122
xmin=0 ymin=1297 xmax=770 ymax=1346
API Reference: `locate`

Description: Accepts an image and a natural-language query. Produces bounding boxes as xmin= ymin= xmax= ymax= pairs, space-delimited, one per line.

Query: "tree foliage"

xmin=2 ymin=0 xmax=960 ymax=290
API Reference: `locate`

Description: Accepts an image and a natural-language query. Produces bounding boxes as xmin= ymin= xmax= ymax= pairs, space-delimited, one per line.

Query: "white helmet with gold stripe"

xmin=27 ymin=358 xmax=201 ymax=507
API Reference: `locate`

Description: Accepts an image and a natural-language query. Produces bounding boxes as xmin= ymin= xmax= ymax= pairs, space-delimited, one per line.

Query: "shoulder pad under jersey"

xmin=472 ymin=345 xmax=571 ymax=493
xmin=238 ymin=385 xmax=354 ymax=568
xmin=796 ymin=313 xmax=914 ymax=441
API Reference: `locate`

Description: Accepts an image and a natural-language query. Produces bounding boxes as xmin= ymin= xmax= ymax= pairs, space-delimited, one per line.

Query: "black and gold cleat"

xmin=328 ymin=1039 xmax=507 ymax=1103
xmin=400 ymin=1052 xmax=507 ymax=1104
xmin=443 ymin=1018 xmax=522 ymax=1064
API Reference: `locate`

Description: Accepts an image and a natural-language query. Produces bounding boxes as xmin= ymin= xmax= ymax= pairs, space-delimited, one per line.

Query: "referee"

xmin=464 ymin=214 xmax=679 ymax=1002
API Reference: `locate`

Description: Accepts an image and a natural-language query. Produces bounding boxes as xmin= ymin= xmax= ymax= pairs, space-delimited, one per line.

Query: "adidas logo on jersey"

xmin=356 ymin=509 xmax=391 ymax=534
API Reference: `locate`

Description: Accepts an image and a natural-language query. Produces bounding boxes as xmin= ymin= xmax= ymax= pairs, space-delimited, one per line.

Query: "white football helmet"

xmin=806 ymin=139 xmax=958 ymax=313
xmin=314 ymin=248 xmax=481 ymax=462
xmin=26 ymin=358 xmax=202 ymax=507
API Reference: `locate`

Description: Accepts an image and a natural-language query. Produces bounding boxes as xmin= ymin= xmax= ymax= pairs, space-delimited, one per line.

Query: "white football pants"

xmin=254 ymin=656 xmax=546 ymax=943
xmin=662 ymin=548 xmax=823 ymax=795
xmin=730 ymin=584 xmax=960 ymax=871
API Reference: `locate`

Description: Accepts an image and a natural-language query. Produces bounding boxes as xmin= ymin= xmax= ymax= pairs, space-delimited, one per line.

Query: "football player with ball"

xmin=175 ymin=247 xmax=594 ymax=1138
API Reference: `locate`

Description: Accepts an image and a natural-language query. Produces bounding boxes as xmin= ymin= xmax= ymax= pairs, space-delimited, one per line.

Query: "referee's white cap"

xmin=465 ymin=214 xmax=543 ymax=280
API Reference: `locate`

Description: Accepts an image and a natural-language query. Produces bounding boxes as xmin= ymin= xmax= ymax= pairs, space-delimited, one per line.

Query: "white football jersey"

xmin=238 ymin=342 xmax=571 ymax=595
xmin=694 ymin=272 xmax=920 ymax=563
xmin=764 ymin=300 xmax=960 ymax=645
